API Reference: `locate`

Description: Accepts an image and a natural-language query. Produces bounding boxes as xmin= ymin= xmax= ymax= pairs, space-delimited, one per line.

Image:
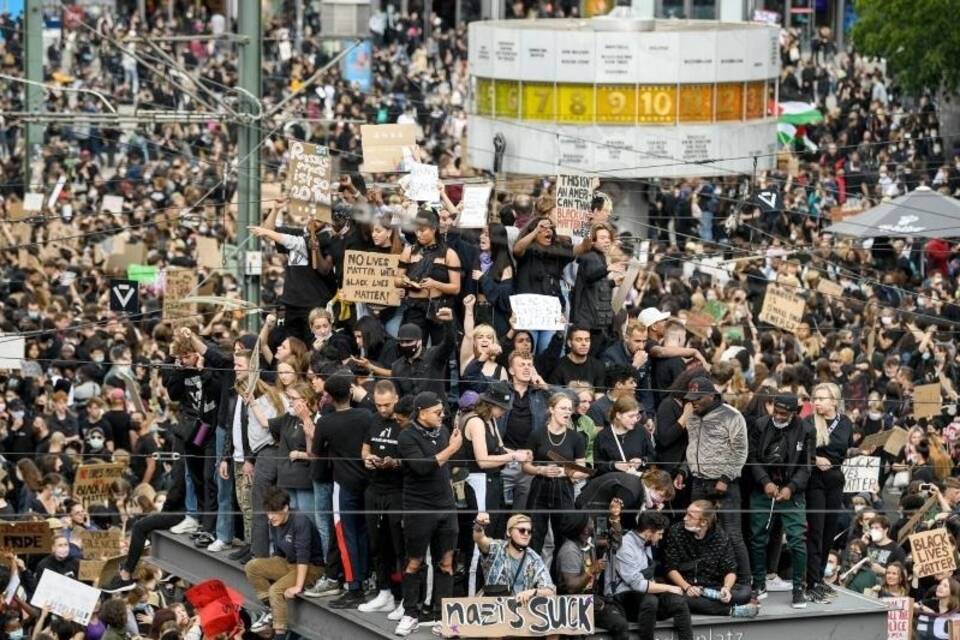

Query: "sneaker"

xmin=805 ymin=588 xmax=828 ymax=604
xmin=206 ymin=539 xmax=231 ymax=553
xmin=170 ymin=516 xmax=200 ymax=535
xmin=753 ymin=587 xmax=768 ymax=601
xmin=250 ymin=612 xmax=273 ymax=633
xmin=330 ymin=590 xmax=365 ymax=609
xmin=387 ymin=603 xmax=405 ymax=621
xmin=229 ymin=544 xmax=251 ymax=561
xmin=394 ymin=616 xmax=419 ymax=637
xmin=303 ymin=577 xmax=341 ymax=598
xmin=193 ymin=532 xmax=215 ymax=549
xmin=730 ymin=603 xmax=760 ymax=618
xmin=101 ymin=576 xmax=136 ymax=593
xmin=359 ymin=591 xmax=397 ymax=613
xmin=765 ymin=574 xmax=793 ymax=592
xmin=818 ymin=581 xmax=837 ymax=596
xmin=792 ymin=588 xmax=808 ymax=609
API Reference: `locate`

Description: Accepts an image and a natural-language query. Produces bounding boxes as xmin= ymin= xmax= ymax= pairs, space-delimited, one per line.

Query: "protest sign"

xmin=685 ymin=311 xmax=716 ymax=339
xmin=842 ymin=455 xmax=880 ymax=493
xmin=163 ymin=268 xmax=198 ymax=324
xmin=899 ymin=495 xmax=941 ymax=545
xmin=884 ymin=426 xmax=909 ymax=456
xmin=78 ymin=560 xmax=106 ymax=583
xmin=459 ymin=184 xmax=492 ymax=228
xmin=361 ymin=123 xmax=417 ymax=173
xmin=195 ymin=237 xmax=222 ymax=269
xmin=722 ymin=325 xmax=744 ymax=341
xmin=910 ymin=528 xmax=957 ymax=578
xmin=286 ymin=140 xmax=333 ymax=221
xmin=404 ymin=162 xmax=439 ymax=202
xmin=341 ymin=250 xmax=402 ymax=307
xmin=6 ymin=199 xmax=26 ymax=221
xmin=101 ymin=195 xmax=124 ymax=214
xmin=555 ymin=174 xmax=595 ymax=239
xmin=73 ymin=463 xmax=126 ymax=503
xmin=612 ymin=263 xmax=642 ymax=313
xmin=703 ymin=299 xmax=728 ymax=324
xmin=758 ymin=285 xmax=806 ymax=333
xmin=79 ymin=529 xmax=123 ymax=559
xmin=816 ymin=278 xmax=844 ymax=299
xmin=23 ymin=192 xmax=44 ymax=212
xmin=914 ymin=383 xmax=943 ymax=420
xmin=884 ymin=597 xmax=913 ymax=640
xmin=0 ymin=521 xmax=53 ymax=555
xmin=127 ymin=264 xmax=159 ymax=285
xmin=104 ymin=241 xmax=147 ymax=275
xmin=0 ymin=335 xmax=25 ymax=371
xmin=440 ymin=595 xmax=594 ymax=637
xmin=510 ymin=294 xmax=566 ymax=331
xmin=31 ymin=571 xmax=101 ymax=625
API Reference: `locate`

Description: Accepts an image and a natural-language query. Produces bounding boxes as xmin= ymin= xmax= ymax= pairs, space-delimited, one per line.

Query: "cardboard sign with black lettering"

xmin=555 ymin=174 xmax=596 ymax=239
xmin=163 ymin=268 xmax=198 ymax=324
xmin=758 ymin=285 xmax=806 ymax=333
xmin=440 ymin=595 xmax=594 ymax=637
xmin=73 ymin=463 xmax=126 ymax=503
xmin=109 ymin=279 xmax=139 ymax=314
xmin=341 ymin=250 xmax=402 ymax=306
xmin=79 ymin=529 xmax=123 ymax=559
xmin=286 ymin=140 xmax=333 ymax=221
xmin=910 ymin=529 xmax=957 ymax=578
xmin=883 ymin=597 xmax=913 ymax=640
xmin=816 ymin=278 xmax=844 ymax=299
xmin=361 ymin=124 xmax=417 ymax=173
xmin=913 ymin=383 xmax=943 ymax=420
xmin=0 ymin=521 xmax=53 ymax=555
xmin=842 ymin=455 xmax=880 ymax=493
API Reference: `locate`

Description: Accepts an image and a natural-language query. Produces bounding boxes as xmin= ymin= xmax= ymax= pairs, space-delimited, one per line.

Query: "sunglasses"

xmin=513 ymin=527 xmax=532 ymax=535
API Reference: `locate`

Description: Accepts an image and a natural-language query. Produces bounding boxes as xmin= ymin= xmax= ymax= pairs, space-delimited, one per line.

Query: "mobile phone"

xmin=920 ymin=483 xmax=934 ymax=492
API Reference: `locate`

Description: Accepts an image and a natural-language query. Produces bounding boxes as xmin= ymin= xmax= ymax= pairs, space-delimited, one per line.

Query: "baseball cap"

xmin=638 ymin=307 xmax=670 ymax=328
xmin=397 ymin=324 xmax=423 ymax=342
xmin=773 ymin=394 xmax=799 ymax=413
xmin=683 ymin=376 xmax=717 ymax=401
xmin=414 ymin=391 xmax=443 ymax=412
xmin=478 ymin=382 xmax=512 ymax=410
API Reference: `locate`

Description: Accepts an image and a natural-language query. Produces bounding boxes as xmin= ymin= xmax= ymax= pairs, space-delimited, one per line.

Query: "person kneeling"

xmin=245 ymin=487 xmax=325 ymax=638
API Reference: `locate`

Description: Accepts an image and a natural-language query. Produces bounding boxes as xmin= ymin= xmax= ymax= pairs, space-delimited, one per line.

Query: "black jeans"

xmin=251 ymin=445 xmax=280 ymax=558
xmin=365 ymin=488 xmax=404 ymax=593
xmin=686 ymin=583 xmax=752 ymax=616
xmin=527 ymin=476 xmax=574 ymax=556
xmin=185 ymin=436 xmax=217 ymax=533
xmin=806 ymin=467 xmax=844 ymax=586
xmin=691 ymin=477 xmax=751 ymax=585
xmin=621 ymin=592 xmax=692 ymax=640
xmin=124 ymin=444 xmax=188 ymax=574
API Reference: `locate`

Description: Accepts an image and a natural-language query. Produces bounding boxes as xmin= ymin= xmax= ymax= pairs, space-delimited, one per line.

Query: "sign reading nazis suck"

xmin=341 ymin=250 xmax=402 ymax=307
xmin=440 ymin=595 xmax=594 ymax=637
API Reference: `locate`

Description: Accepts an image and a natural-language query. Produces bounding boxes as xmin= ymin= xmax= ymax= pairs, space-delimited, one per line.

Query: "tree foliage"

xmin=851 ymin=0 xmax=960 ymax=95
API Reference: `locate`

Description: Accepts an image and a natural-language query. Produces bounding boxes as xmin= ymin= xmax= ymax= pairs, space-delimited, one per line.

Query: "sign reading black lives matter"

xmin=555 ymin=174 xmax=596 ymax=239
xmin=341 ymin=250 xmax=402 ymax=306
xmin=440 ymin=595 xmax=594 ymax=637
xmin=286 ymin=140 xmax=332 ymax=221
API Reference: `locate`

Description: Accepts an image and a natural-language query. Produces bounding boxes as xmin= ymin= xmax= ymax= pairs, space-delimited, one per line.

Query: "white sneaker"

xmin=303 ymin=577 xmax=341 ymax=598
xmin=206 ymin=539 xmax=231 ymax=553
xmin=394 ymin=615 xmax=418 ymax=637
xmin=359 ymin=590 xmax=396 ymax=613
xmin=387 ymin=603 xmax=405 ymax=621
xmin=250 ymin=612 xmax=273 ymax=633
xmin=766 ymin=575 xmax=794 ymax=592
xmin=170 ymin=516 xmax=200 ymax=535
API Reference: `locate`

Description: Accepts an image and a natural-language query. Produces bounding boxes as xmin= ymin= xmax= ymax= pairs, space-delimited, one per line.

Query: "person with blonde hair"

xmin=459 ymin=301 xmax=508 ymax=394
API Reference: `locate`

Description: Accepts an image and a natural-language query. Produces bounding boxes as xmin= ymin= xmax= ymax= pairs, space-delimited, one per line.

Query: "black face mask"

xmin=398 ymin=344 xmax=419 ymax=359
xmin=508 ymin=539 xmax=529 ymax=552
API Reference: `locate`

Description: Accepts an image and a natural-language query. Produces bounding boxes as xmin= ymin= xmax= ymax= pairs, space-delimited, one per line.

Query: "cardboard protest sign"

xmin=0 ymin=521 xmax=53 ymax=555
xmin=612 ymin=263 xmax=642 ymax=313
xmin=0 ymin=335 xmax=25 ymax=371
xmin=459 ymin=184 xmax=492 ymax=228
xmin=684 ymin=311 xmax=716 ymax=339
xmin=6 ymin=199 xmax=26 ymax=221
xmin=758 ymin=285 xmax=805 ymax=333
xmin=73 ymin=463 xmax=126 ymax=503
xmin=78 ymin=560 xmax=106 ymax=583
xmin=195 ymin=237 xmax=222 ymax=270
xmin=104 ymin=241 xmax=147 ymax=275
xmin=404 ymin=162 xmax=439 ymax=202
xmin=899 ymin=495 xmax=941 ymax=545
xmin=23 ymin=193 xmax=44 ymax=212
xmin=910 ymin=528 xmax=957 ymax=578
xmin=286 ymin=140 xmax=333 ymax=220
xmin=816 ymin=278 xmax=844 ymax=299
xmin=79 ymin=529 xmax=123 ymax=559
xmin=841 ymin=455 xmax=880 ymax=493
xmin=341 ymin=250 xmax=402 ymax=307
xmin=440 ymin=595 xmax=594 ymax=637
xmin=30 ymin=571 xmax=101 ymax=625
xmin=361 ymin=123 xmax=417 ymax=173
xmin=510 ymin=294 xmax=566 ymax=331
xmin=163 ymin=268 xmax=198 ymax=324
xmin=555 ymin=174 xmax=595 ymax=239
xmin=884 ymin=426 xmax=909 ymax=456
xmin=722 ymin=325 xmax=744 ymax=341
xmin=913 ymin=383 xmax=943 ymax=420
xmin=883 ymin=597 xmax=913 ymax=640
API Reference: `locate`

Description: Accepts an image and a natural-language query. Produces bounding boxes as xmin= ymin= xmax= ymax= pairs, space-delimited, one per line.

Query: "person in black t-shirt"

xmin=393 ymin=392 xmax=462 ymax=637
xmin=521 ymin=392 xmax=589 ymax=556
xmin=548 ymin=326 xmax=607 ymax=388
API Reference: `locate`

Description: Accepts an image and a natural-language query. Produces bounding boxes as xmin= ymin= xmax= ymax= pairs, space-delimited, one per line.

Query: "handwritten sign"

xmin=884 ymin=597 xmax=913 ymax=640
xmin=101 ymin=195 xmax=124 ymax=214
xmin=842 ymin=455 xmax=880 ymax=493
xmin=195 ymin=237 xmax=222 ymax=270
xmin=913 ymin=383 xmax=942 ymax=420
xmin=910 ymin=528 xmax=957 ymax=578
xmin=404 ymin=162 xmax=439 ymax=202
xmin=286 ymin=140 xmax=333 ymax=221
xmin=758 ymin=285 xmax=805 ymax=333
xmin=0 ymin=521 xmax=53 ymax=555
xmin=31 ymin=571 xmax=101 ymax=625
xmin=341 ymin=250 xmax=402 ymax=307
xmin=860 ymin=427 xmax=909 ymax=456
xmin=816 ymin=278 xmax=844 ymax=299
xmin=73 ymin=463 xmax=126 ymax=503
xmin=78 ymin=560 xmax=106 ymax=583
xmin=23 ymin=192 xmax=44 ymax=212
xmin=163 ymin=268 xmax=198 ymax=324
xmin=555 ymin=174 xmax=595 ymax=239
xmin=361 ymin=123 xmax=417 ymax=173
xmin=440 ymin=595 xmax=594 ymax=637
xmin=79 ymin=529 xmax=123 ymax=559
xmin=509 ymin=294 xmax=566 ymax=331
xmin=459 ymin=184 xmax=492 ymax=228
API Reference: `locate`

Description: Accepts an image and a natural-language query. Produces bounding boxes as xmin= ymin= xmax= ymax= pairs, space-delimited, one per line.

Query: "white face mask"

xmin=869 ymin=529 xmax=884 ymax=543
xmin=824 ymin=563 xmax=836 ymax=578
xmin=773 ymin=418 xmax=790 ymax=429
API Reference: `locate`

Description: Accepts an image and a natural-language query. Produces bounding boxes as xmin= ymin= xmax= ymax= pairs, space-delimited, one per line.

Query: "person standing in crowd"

xmin=571 ymin=223 xmax=621 ymax=355
xmin=587 ymin=364 xmax=640 ymax=430
xmin=548 ymin=327 xmax=607 ymax=388
xmin=501 ymin=350 xmax=550 ymax=512
xmin=390 ymin=309 xmax=456 ymax=398
xmin=594 ymin=396 xmax=653 ymax=475
xmin=600 ymin=320 xmax=653 ymax=412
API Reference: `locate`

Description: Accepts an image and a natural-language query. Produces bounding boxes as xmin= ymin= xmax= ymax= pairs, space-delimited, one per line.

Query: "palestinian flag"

xmin=776 ymin=101 xmax=824 ymax=125
xmin=777 ymin=123 xmax=818 ymax=152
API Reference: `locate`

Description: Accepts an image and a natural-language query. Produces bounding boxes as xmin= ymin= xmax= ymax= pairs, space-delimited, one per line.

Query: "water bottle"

xmin=702 ymin=588 xmax=723 ymax=601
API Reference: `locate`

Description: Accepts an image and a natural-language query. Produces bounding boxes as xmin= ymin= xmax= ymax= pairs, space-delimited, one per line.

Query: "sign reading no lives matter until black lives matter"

xmin=341 ymin=250 xmax=402 ymax=306
xmin=440 ymin=595 xmax=594 ymax=637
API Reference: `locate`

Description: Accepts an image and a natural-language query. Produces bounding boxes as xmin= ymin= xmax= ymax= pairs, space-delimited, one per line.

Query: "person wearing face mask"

xmin=864 ymin=515 xmax=906 ymax=577
xmin=85 ymin=426 xmax=109 ymax=456
xmin=389 ymin=308 xmax=456 ymax=399
xmin=747 ymin=394 xmax=815 ymax=608
xmin=35 ymin=534 xmax=80 ymax=580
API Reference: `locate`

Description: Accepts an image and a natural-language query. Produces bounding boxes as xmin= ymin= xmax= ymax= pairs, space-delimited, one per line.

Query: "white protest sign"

xmin=510 ymin=294 xmax=566 ymax=331
xmin=555 ymin=174 xmax=595 ymax=239
xmin=404 ymin=163 xmax=440 ymax=202
xmin=0 ymin=334 xmax=25 ymax=371
xmin=47 ymin=175 xmax=67 ymax=210
xmin=459 ymin=184 xmax=492 ymax=228
xmin=23 ymin=193 xmax=44 ymax=212
xmin=842 ymin=455 xmax=880 ymax=493
xmin=101 ymin=195 xmax=124 ymax=214
xmin=31 ymin=570 xmax=101 ymax=625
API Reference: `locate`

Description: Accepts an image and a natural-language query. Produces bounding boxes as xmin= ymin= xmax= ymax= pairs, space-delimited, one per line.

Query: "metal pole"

xmin=23 ymin=0 xmax=43 ymax=189
xmin=238 ymin=0 xmax=262 ymax=332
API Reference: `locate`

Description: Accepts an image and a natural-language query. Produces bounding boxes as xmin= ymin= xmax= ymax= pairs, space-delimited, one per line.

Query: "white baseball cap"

xmin=638 ymin=307 xmax=670 ymax=328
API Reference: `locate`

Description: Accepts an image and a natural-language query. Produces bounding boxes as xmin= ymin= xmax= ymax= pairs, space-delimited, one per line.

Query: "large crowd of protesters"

xmin=0 ymin=2 xmax=958 ymax=640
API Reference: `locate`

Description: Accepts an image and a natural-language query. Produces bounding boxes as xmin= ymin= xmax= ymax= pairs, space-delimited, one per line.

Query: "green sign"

xmin=127 ymin=264 xmax=158 ymax=284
